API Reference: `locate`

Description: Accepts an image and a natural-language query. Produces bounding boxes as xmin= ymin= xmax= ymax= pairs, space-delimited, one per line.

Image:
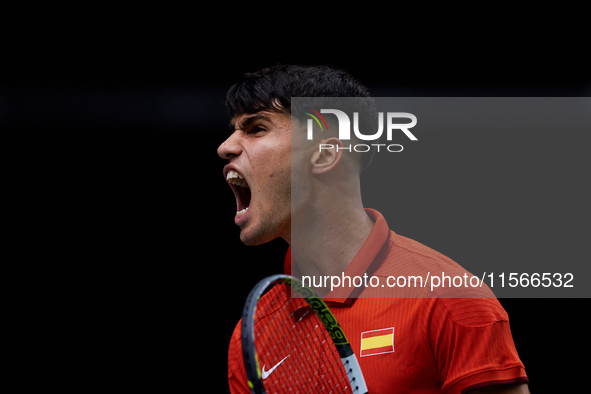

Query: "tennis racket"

xmin=241 ymin=274 xmax=368 ymax=394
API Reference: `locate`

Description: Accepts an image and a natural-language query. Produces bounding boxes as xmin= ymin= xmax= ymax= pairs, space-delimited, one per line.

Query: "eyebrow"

xmin=230 ymin=113 xmax=273 ymax=131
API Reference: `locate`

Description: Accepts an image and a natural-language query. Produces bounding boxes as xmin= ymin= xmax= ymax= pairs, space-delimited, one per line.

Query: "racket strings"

xmin=252 ymin=283 xmax=354 ymax=393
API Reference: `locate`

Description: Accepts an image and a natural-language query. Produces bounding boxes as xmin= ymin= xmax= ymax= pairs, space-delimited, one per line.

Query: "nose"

xmin=217 ymin=132 xmax=242 ymax=160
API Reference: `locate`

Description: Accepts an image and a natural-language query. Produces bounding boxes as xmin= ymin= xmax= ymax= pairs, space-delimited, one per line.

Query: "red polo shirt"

xmin=228 ymin=209 xmax=528 ymax=393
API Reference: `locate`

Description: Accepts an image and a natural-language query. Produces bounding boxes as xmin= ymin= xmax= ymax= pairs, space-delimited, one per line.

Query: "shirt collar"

xmin=284 ymin=208 xmax=391 ymax=308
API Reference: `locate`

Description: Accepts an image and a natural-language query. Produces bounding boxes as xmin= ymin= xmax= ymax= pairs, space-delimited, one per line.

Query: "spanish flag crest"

xmin=360 ymin=327 xmax=395 ymax=357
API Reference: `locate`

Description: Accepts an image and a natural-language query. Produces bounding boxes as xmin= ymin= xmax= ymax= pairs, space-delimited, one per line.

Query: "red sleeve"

xmin=431 ymin=298 xmax=528 ymax=394
xmin=228 ymin=319 xmax=251 ymax=394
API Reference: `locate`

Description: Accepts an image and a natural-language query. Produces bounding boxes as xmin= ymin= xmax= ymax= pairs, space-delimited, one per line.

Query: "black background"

xmin=5 ymin=9 xmax=589 ymax=392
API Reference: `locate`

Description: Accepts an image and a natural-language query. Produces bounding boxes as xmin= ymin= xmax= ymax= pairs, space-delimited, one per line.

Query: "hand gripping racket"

xmin=241 ymin=274 xmax=368 ymax=394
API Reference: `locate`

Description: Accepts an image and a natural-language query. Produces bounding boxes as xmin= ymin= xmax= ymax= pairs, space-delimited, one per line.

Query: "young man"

xmin=219 ymin=65 xmax=529 ymax=393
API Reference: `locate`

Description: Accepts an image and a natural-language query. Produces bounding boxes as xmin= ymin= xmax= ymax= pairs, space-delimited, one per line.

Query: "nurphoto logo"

xmin=305 ymin=109 xmax=417 ymax=153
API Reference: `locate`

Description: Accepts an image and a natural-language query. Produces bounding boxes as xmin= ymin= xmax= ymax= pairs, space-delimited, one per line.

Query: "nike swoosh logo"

xmin=261 ymin=355 xmax=289 ymax=379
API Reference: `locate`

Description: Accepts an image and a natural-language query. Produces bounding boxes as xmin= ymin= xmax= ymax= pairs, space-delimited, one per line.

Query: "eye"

xmin=248 ymin=125 xmax=267 ymax=135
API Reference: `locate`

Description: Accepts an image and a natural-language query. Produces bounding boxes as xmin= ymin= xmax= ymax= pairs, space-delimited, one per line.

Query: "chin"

xmin=239 ymin=222 xmax=281 ymax=246
xmin=240 ymin=231 xmax=274 ymax=246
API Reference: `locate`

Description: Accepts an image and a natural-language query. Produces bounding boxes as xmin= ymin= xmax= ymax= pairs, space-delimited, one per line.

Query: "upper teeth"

xmin=226 ymin=170 xmax=249 ymax=188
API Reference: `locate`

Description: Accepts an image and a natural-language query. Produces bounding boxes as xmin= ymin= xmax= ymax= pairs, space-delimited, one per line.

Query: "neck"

xmin=285 ymin=176 xmax=374 ymax=292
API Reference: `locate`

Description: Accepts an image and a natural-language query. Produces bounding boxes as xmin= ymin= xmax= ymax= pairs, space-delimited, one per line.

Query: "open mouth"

xmin=226 ymin=169 xmax=251 ymax=216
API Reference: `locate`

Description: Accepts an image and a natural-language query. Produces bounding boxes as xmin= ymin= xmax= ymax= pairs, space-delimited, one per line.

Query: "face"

xmin=217 ymin=111 xmax=293 ymax=245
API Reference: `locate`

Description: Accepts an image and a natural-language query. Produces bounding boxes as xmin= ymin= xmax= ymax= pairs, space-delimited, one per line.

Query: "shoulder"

xmin=376 ymin=231 xmax=507 ymax=324
xmin=385 ymin=231 xmax=463 ymax=272
xmin=227 ymin=318 xmax=253 ymax=393
xmin=228 ymin=318 xmax=244 ymax=378
xmin=434 ymin=297 xmax=509 ymax=327
xmin=372 ymin=231 xmax=470 ymax=283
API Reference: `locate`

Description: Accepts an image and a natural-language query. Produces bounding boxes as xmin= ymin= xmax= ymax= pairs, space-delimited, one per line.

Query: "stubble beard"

xmin=239 ymin=182 xmax=291 ymax=246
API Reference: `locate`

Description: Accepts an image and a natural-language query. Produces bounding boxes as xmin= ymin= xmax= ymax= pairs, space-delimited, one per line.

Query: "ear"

xmin=310 ymin=137 xmax=344 ymax=175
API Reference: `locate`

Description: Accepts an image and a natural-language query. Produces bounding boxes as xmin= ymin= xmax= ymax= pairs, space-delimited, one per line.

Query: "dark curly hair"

xmin=226 ymin=64 xmax=372 ymax=116
xmin=225 ymin=64 xmax=380 ymax=172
